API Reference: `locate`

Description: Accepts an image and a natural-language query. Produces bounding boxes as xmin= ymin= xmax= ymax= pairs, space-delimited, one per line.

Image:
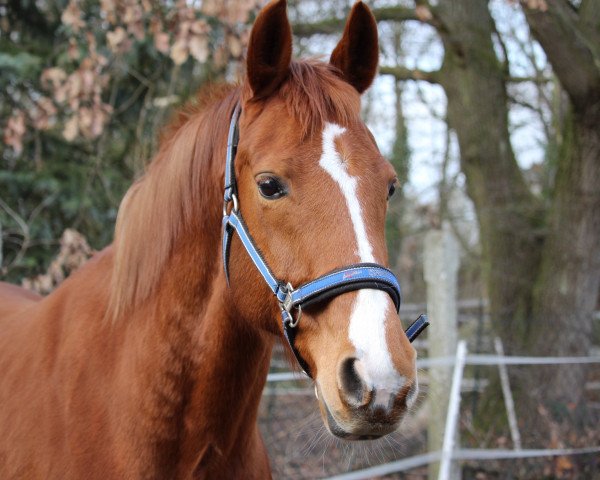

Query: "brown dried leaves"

xmin=3 ymin=0 xmax=261 ymax=153
xmin=22 ymin=229 xmax=94 ymax=295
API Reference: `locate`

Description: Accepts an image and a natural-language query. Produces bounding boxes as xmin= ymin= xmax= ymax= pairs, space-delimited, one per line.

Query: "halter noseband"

xmin=222 ymin=103 xmax=429 ymax=378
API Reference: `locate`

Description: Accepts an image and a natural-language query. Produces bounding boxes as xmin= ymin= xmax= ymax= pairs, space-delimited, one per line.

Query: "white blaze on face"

xmin=319 ymin=123 xmax=403 ymax=401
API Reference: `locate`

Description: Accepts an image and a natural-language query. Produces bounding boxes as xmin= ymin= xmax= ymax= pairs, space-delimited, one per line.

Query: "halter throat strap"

xmin=221 ymin=103 xmax=428 ymax=378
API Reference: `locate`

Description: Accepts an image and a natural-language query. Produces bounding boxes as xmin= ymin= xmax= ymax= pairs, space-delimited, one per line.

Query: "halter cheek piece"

xmin=222 ymin=103 xmax=429 ymax=378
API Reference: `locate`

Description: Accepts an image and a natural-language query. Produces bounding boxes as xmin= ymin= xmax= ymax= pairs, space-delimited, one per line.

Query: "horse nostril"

xmin=338 ymin=357 xmax=369 ymax=407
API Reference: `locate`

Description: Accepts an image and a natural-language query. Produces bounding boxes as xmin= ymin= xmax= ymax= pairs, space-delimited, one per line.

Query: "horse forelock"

xmin=242 ymin=60 xmax=361 ymax=137
xmin=108 ymin=59 xmax=360 ymax=321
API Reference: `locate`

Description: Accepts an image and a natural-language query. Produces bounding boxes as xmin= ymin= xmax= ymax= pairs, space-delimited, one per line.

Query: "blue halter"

xmin=222 ymin=103 xmax=428 ymax=377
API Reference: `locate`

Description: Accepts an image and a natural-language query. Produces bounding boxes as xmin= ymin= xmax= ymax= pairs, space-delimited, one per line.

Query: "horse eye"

xmin=257 ymin=176 xmax=287 ymax=200
xmin=388 ymin=181 xmax=397 ymax=200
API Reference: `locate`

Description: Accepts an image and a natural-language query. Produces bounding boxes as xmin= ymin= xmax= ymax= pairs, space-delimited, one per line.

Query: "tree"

xmin=520 ymin=0 xmax=600 ymax=404
xmin=431 ymin=0 xmax=600 ymax=411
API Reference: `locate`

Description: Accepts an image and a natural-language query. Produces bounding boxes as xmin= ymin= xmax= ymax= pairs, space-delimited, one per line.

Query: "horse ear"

xmin=246 ymin=0 xmax=292 ymax=99
xmin=330 ymin=1 xmax=379 ymax=94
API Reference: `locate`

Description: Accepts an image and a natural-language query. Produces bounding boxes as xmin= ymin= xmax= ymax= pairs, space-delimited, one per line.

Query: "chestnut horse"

xmin=0 ymin=1 xmax=418 ymax=478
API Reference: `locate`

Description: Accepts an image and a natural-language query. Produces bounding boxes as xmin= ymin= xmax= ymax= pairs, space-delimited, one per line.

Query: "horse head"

xmin=226 ymin=0 xmax=419 ymax=440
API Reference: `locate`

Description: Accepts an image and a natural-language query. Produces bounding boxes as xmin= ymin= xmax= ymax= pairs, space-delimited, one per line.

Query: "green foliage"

xmin=0 ymin=52 xmax=42 ymax=77
xmin=0 ymin=0 xmax=254 ymax=282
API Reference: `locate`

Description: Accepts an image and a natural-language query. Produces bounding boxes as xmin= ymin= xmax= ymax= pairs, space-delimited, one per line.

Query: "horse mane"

xmin=108 ymin=60 xmax=360 ymax=320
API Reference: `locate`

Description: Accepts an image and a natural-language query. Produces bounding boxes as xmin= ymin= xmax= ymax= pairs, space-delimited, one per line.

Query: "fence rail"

xmin=266 ymin=353 xmax=600 ymax=383
xmin=324 ymin=447 xmax=600 ymax=480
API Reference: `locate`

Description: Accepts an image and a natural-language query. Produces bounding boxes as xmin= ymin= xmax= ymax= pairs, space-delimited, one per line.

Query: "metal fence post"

xmin=438 ymin=341 xmax=468 ymax=480
xmin=494 ymin=337 xmax=522 ymax=450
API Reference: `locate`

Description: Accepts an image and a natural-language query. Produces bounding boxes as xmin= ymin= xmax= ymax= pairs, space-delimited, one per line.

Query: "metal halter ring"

xmin=287 ymin=305 xmax=302 ymax=328
xmin=280 ymin=282 xmax=302 ymax=328
xmin=222 ymin=193 xmax=239 ymax=216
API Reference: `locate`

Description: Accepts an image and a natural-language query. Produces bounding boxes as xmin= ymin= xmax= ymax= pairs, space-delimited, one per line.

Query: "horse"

xmin=0 ymin=1 xmax=419 ymax=478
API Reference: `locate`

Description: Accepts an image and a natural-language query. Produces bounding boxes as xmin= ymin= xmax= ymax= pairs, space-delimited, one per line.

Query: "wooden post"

xmin=424 ymin=224 xmax=460 ymax=480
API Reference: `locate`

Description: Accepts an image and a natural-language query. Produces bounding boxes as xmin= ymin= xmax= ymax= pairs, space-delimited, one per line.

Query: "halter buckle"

xmin=280 ymin=282 xmax=294 ymax=312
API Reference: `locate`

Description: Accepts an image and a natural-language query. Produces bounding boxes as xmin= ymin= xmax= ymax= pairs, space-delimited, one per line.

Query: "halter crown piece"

xmin=222 ymin=103 xmax=429 ymax=378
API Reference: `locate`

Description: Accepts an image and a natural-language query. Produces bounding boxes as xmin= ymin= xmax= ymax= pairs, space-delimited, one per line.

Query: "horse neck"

xmin=124 ymin=265 xmax=274 ymax=476
xmin=114 ymin=102 xmax=274 ymax=475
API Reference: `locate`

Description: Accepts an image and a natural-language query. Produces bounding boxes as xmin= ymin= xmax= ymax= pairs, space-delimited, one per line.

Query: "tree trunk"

xmin=387 ymin=77 xmax=410 ymax=272
xmin=386 ymin=25 xmax=411 ymax=274
xmin=522 ymin=0 xmax=600 ymax=405
xmin=531 ymin=101 xmax=600 ymax=404
xmin=435 ymin=1 xmax=543 ymax=354
xmin=436 ymin=0 xmax=600 ymax=410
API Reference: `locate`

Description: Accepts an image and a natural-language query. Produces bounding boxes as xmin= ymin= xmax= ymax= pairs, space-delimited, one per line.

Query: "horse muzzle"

xmin=315 ymin=375 xmax=418 ymax=440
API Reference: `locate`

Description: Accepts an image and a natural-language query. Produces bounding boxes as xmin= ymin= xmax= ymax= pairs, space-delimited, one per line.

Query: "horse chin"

xmin=316 ymin=385 xmax=400 ymax=441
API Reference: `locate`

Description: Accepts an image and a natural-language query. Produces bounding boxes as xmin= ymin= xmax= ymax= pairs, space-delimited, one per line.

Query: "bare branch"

xmin=507 ymin=75 xmax=552 ymax=83
xmin=293 ymin=6 xmax=433 ymax=37
xmin=373 ymin=6 xmax=424 ymax=24
xmin=521 ymin=0 xmax=600 ymax=109
xmin=380 ymin=64 xmax=554 ymax=85
xmin=293 ymin=17 xmax=345 ymax=37
xmin=379 ymin=65 xmax=441 ymax=84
